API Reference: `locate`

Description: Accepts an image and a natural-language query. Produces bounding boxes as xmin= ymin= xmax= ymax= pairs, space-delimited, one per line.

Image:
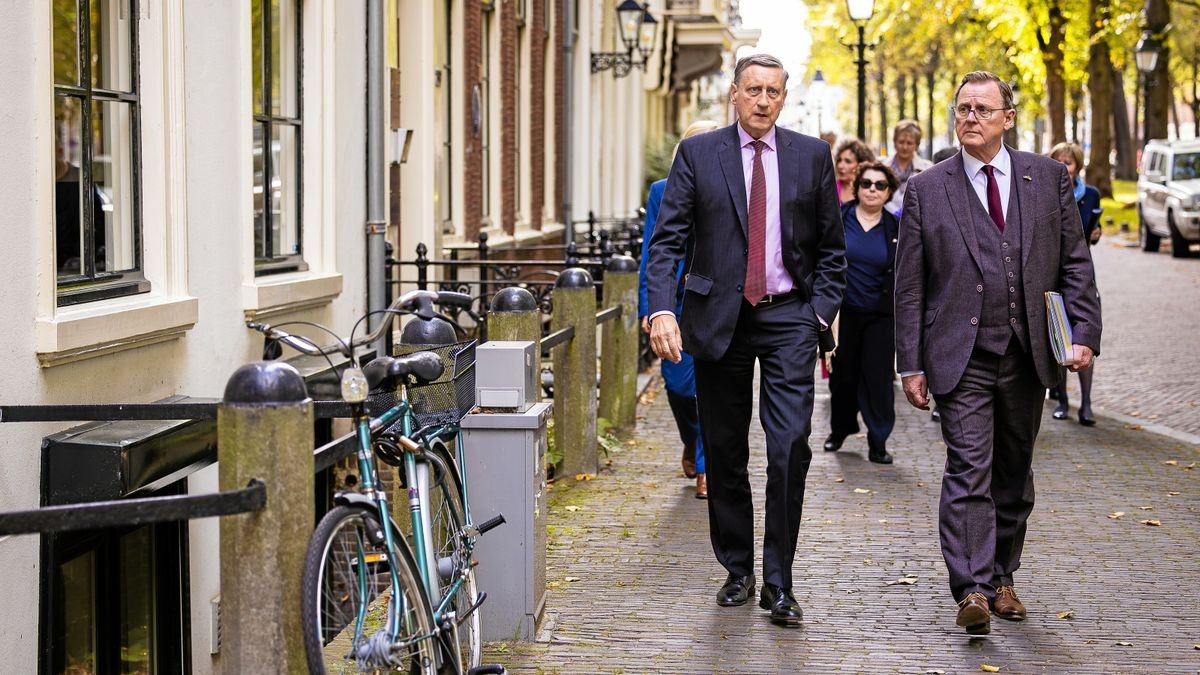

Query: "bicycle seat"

xmin=363 ymin=351 xmax=445 ymax=391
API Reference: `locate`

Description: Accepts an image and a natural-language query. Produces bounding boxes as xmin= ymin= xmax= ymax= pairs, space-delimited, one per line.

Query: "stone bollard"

xmin=551 ymin=268 xmax=597 ymax=477
xmin=599 ymin=255 xmax=639 ymax=430
xmin=489 ymin=287 xmax=543 ymax=401
xmin=217 ymin=362 xmax=313 ymax=673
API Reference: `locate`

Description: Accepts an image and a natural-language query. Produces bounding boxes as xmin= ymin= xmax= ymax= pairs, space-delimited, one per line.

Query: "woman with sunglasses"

xmin=823 ymin=162 xmax=901 ymax=464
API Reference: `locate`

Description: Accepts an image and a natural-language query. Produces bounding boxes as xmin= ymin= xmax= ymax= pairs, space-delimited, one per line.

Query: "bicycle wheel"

xmin=395 ymin=441 xmax=481 ymax=674
xmin=426 ymin=442 xmax=482 ymax=672
xmin=302 ymin=505 xmax=437 ymax=675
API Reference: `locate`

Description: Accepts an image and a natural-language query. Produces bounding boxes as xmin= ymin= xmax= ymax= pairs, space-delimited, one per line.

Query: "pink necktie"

xmin=744 ymin=140 xmax=767 ymax=305
xmin=983 ymin=165 xmax=1005 ymax=232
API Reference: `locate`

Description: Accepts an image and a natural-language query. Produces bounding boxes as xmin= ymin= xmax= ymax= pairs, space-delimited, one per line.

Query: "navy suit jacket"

xmin=645 ymin=123 xmax=846 ymax=361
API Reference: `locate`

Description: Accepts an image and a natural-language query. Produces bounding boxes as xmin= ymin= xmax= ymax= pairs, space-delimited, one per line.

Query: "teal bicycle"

xmin=248 ymin=290 xmax=505 ymax=675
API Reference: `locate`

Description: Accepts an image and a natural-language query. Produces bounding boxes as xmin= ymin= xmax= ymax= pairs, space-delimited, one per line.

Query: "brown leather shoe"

xmin=992 ymin=585 xmax=1027 ymax=621
xmin=956 ymin=592 xmax=991 ymax=635
xmin=695 ymin=473 xmax=708 ymax=499
xmin=681 ymin=443 xmax=697 ymax=478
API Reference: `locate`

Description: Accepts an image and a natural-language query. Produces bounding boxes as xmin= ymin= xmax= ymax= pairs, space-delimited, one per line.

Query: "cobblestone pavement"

xmin=1066 ymin=237 xmax=1200 ymax=436
xmin=483 ymin=374 xmax=1200 ymax=674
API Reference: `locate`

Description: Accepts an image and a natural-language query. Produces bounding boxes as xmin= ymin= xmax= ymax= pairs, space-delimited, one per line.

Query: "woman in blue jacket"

xmin=638 ymin=120 xmax=720 ymax=498
xmin=1048 ymin=142 xmax=1102 ymax=426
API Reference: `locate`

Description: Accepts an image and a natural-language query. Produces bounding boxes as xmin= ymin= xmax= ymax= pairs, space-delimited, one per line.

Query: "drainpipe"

xmin=561 ymin=0 xmax=575 ymax=241
xmin=366 ymin=0 xmax=387 ymax=354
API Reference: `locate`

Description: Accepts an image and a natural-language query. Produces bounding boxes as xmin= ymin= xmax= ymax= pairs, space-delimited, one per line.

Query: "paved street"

xmin=481 ymin=234 xmax=1200 ymax=673
xmin=484 ymin=377 xmax=1199 ymax=673
xmin=1071 ymin=237 xmax=1200 ymax=437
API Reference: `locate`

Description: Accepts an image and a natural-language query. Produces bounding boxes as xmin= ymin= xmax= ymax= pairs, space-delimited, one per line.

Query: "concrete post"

xmin=551 ymin=268 xmax=597 ymax=476
xmin=489 ymin=287 xmax=543 ymax=402
xmin=217 ymin=362 xmax=313 ymax=673
xmin=599 ymin=255 xmax=639 ymax=430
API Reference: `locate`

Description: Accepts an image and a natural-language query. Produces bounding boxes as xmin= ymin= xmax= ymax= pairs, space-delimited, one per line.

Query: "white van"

xmin=1137 ymin=139 xmax=1200 ymax=258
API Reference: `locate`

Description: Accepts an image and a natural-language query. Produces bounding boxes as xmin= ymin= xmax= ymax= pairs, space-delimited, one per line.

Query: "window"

xmin=42 ymin=507 xmax=190 ymax=674
xmin=52 ymin=0 xmax=146 ymax=306
xmin=252 ymin=0 xmax=304 ymax=275
xmin=480 ymin=7 xmax=493 ymax=224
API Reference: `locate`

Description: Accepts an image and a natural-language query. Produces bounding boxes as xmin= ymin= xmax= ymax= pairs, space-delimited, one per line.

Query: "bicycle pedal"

xmin=467 ymin=665 xmax=506 ymax=675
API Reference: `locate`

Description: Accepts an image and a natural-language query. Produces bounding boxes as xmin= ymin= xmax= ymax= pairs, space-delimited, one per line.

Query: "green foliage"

xmin=643 ymin=134 xmax=679 ymax=200
xmin=596 ymin=417 xmax=621 ymax=458
xmin=544 ymin=418 xmax=562 ymax=471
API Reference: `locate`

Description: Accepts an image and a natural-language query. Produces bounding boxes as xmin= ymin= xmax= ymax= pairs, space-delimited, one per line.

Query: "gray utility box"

xmin=460 ymin=401 xmax=550 ymax=641
xmin=475 ymin=341 xmax=537 ymax=412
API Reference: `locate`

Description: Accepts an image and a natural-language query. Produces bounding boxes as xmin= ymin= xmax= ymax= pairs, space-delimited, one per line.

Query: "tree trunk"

xmin=912 ymin=77 xmax=920 ymax=123
xmin=897 ymin=73 xmax=907 ymax=124
xmin=1113 ymin=66 xmax=1137 ymax=180
xmin=1037 ymin=0 xmax=1068 ymax=145
xmin=926 ymin=70 xmax=936 ymax=157
xmin=1144 ymin=0 xmax=1170 ymax=142
xmin=1086 ymin=0 xmax=1114 ymax=197
xmin=878 ymin=67 xmax=890 ymax=154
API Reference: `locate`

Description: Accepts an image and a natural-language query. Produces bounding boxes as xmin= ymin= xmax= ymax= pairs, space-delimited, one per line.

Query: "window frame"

xmin=53 ymin=0 xmax=149 ymax=307
xmin=252 ymin=0 xmax=307 ymax=276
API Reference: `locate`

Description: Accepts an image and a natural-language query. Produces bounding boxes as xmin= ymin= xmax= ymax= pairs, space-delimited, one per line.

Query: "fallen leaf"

xmin=1140 ymin=519 xmax=1161 ymax=526
xmin=1056 ymin=610 xmax=1075 ymax=619
xmin=1131 ymin=410 xmax=1142 ymax=417
xmin=1115 ymin=641 xmax=1133 ymax=647
xmin=642 ymin=481 xmax=658 ymax=488
xmin=885 ymin=574 xmax=918 ymax=586
xmin=1168 ymin=491 xmax=1181 ymax=496
xmin=1107 ymin=511 xmax=1125 ymax=519
xmin=1193 ymin=644 xmax=1200 ymax=650
xmin=878 ymin=519 xmax=889 ymax=524
xmin=917 ymin=482 xmax=927 ymax=487
xmin=563 ymin=576 xmax=580 ymax=582
xmin=980 ymin=665 xmax=1000 ymax=673
xmin=1138 ymin=506 xmax=1154 ymax=510
xmin=1163 ymin=460 xmax=1178 ymax=466
xmin=574 ymin=473 xmax=595 ymax=481
xmin=925 ymin=670 xmax=946 ymax=674
xmin=1085 ymin=639 xmax=1097 ymax=644
xmin=1124 ymin=424 xmax=1143 ymax=431
xmin=547 ymin=581 xmax=562 ymax=589
xmin=834 ymin=477 xmax=845 ymax=483
xmin=564 ymin=505 xmax=581 ymax=512
xmin=854 ymin=488 xmax=871 ymax=494
xmin=1185 ymin=463 xmax=1196 ymax=470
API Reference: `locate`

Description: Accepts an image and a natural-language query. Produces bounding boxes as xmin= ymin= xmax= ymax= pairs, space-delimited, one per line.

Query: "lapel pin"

xmin=1022 ymin=175 xmax=1032 ymax=181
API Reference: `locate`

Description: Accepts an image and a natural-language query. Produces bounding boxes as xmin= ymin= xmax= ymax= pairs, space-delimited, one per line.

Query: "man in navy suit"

xmin=645 ymin=54 xmax=845 ymax=627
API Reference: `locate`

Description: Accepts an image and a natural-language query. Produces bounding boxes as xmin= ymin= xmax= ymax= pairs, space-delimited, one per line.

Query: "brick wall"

xmin=463 ymin=3 xmax=482 ymax=241
xmin=552 ymin=0 xmax=564 ymax=225
xmin=499 ymin=0 xmax=516 ymax=235
xmin=529 ymin=0 xmax=545 ymax=230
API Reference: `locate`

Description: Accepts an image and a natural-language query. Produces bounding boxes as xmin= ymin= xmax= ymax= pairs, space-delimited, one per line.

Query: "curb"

xmin=1052 ymin=400 xmax=1200 ymax=446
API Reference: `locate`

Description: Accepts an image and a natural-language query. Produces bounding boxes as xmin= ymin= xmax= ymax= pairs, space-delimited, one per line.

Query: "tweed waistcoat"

xmin=966 ymin=170 xmax=1030 ymax=356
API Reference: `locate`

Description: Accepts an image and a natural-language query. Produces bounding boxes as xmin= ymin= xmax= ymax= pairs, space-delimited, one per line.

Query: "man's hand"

xmin=649 ymin=314 xmax=683 ymax=364
xmin=641 ymin=316 xmax=651 ymax=334
xmin=1089 ymin=227 xmax=1102 ymax=244
xmin=902 ymin=373 xmax=930 ymax=410
xmin=1068 ymin=344 xmax=1095 ymax=372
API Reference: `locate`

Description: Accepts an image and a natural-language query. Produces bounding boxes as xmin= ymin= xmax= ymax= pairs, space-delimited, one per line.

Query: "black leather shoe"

xmin=759 ymin=583 xmax=803 ymax=627
xmin=868 ymin=448 xmax=894 ymax=464
xmin=1052 ymin=402 xmax=1069 ymax=420
xmin=716 ymin=574 xmax=755 ymax=607
xmin=1078 ymin=410 xmax=1096 ymax=426
xmin=823 ymin=434 xmax=845 ymax=452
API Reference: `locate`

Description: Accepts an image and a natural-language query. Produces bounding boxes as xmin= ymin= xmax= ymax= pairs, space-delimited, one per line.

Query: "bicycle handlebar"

xmin=245 ymin=289 xmax=476 ymax=358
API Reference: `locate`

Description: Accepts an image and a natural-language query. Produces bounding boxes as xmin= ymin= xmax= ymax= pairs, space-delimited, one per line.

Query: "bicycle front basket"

xmin=394 ymin=340 xmax=477 ymax=426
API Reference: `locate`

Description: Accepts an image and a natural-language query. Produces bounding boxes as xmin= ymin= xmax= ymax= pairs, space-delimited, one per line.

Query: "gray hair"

xmin=954 ymin=71 xmax=1015 ymax=111
xmin=733 ymin=54 xmax=789 ymax=87
xmin=893 ymin=119 xmax=922 ymax=143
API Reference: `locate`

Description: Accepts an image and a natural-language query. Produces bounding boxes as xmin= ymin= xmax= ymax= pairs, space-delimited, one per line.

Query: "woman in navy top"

xmin=823 ymin=163 xmax=901 ymax=464
xmin=1048 ymin=142 xmax=1102 ymax=425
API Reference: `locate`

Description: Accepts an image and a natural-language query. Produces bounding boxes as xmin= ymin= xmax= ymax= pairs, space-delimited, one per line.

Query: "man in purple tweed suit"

xmin=894 ymin=71 xmax=1102 ymax=635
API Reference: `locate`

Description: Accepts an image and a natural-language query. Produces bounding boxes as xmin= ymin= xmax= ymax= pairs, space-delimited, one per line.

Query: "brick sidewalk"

xmin=1062 ymin=239 xmax=1200 ymax=437
xmin=483 ymin=376 xmax=1200 ymax=674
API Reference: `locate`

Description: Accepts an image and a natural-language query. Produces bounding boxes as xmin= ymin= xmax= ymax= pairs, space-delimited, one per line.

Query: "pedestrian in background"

xmin=885 ymin=119 xmax=933 ymax=215
xmin=895 ymin=71 xmax=1101 ymax=636
xmin=639 ymin=119 xmax=723 ymax=499
xmin=932 ymin=145 xmax=959 ymax=164
xmin=646 ymin=53 xmax=845 ymax=627
xmin=823 ymin=162 xmax=900 ymax=464
xmin=835 ymin=138 xmax=875 ymax=204
xmin=1047 ymin=141 xmax=1102 ymax=426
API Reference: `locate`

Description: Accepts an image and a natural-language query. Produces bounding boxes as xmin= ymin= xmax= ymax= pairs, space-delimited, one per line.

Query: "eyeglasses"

xmin=857 ymin=179 xmax=890 ymax=192
xmin=951 ymin=104 xmax=1009 ymax=120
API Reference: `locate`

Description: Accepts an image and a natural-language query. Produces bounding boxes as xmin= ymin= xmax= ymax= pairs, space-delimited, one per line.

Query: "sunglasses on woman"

xmin=857 ymin=179 xmax=889 ymax=191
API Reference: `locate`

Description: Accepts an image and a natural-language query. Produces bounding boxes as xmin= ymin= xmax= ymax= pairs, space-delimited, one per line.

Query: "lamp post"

xmin=811 ymin=68 xmax=826 ymax=134
xmin=1135 ymin=30 xmax=1162 ymax=149
xmin=844 ymin=0 xmax=877 ymax=141
xmin=591 ymin=0 xmax=658 ymax=78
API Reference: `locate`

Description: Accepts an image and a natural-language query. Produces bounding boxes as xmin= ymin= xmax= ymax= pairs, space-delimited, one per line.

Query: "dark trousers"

xmin=828 ymin=306 xmax=896 ymax=451
xmin=933 ymin=339 xmax=1043 ymax=601
xmin=694 ymin=296 xmax=820 ymax=589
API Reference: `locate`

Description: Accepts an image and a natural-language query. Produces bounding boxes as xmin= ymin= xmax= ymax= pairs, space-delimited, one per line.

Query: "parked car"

xmin=1137 ymin=138 xmax=1200 ymax=258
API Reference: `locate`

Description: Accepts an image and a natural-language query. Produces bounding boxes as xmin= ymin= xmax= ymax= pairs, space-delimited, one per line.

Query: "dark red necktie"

xmin=744 ymin=140 xmax=767 ymax=305
xmin=983 ymin=164 xmax=1005 ymax=232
